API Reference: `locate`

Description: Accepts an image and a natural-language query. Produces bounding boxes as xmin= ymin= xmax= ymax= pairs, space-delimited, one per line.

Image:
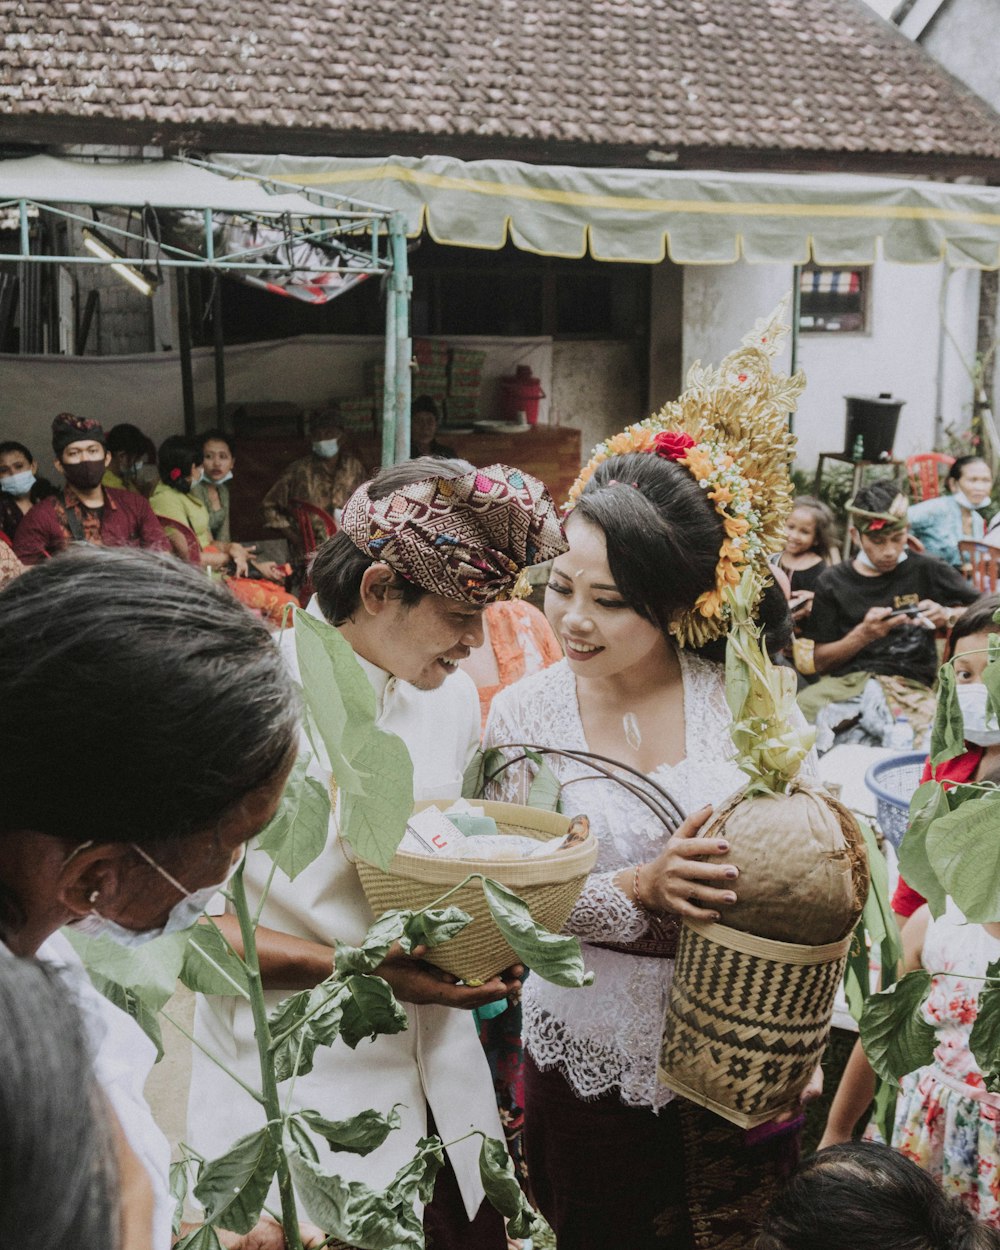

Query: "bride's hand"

xmin=634 ymin=805 xmax=739 ymax=921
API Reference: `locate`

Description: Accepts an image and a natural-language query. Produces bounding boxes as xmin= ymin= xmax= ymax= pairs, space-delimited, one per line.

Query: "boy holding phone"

xmin=797 ymin=480 xmax=978 ymax=735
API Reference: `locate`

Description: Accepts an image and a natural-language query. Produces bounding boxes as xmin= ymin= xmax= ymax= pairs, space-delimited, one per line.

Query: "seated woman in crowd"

xmin=103 ymin=423 xmax=158 ymax=494
xmin=909 ymin=455 xmax=995 ymax=570
xmin=0 ymin=438 xmax=55 ymax=537
xmin=153 ymin=435 xmax=298 ymax=626
xmin=192 ymin=429 xmax=294 ymax=586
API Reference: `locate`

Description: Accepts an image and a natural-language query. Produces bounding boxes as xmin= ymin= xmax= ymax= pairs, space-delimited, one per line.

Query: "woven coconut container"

xmin=355 ymin=800 xmax=598 ymax=984
xmin=659 ymin=783 xmax=869 ymax=1128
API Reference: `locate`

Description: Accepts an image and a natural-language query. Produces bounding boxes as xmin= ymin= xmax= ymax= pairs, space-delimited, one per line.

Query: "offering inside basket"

xmin=353 ymin=799 xmax=598 ymax=984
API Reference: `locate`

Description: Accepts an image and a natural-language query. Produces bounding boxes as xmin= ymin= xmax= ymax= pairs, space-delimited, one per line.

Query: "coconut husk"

xmin=697 ymin=782 xmax=869 ymax=945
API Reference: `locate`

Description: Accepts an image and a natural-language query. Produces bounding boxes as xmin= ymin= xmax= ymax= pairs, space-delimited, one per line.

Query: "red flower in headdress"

xmin=651 ymin=431 xmax=696 ymax=462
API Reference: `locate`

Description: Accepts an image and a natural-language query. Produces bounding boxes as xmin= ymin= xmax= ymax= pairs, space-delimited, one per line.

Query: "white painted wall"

xmin=681 ymin=258 xmax=982 ymax=471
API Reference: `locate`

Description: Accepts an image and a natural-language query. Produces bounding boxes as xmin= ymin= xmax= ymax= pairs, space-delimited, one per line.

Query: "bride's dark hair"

xmin=575 ymin=452 xmax=789 ymax=661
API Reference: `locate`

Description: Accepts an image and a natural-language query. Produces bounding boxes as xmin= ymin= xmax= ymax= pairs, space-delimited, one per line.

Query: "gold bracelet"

xmin=633 ymin=864 xmax=652 ymax=913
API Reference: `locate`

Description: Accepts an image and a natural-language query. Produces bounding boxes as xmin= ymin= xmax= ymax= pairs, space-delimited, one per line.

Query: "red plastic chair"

xmin=959 ymin=540 xmax=1000 ymax=594
xmin=159 ymin=517 xmax=202 ymax=564
xmin=290 ymin=499 xmax=338 ymax=602
xmin=290 ymin=499 xmax=339 ymax=555
xmin=906 ymin=453 xmax=955 ymax=502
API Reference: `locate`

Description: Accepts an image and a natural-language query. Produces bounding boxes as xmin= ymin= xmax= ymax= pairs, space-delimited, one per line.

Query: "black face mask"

xmin=61 ymin=459 xmax=107 ymax=491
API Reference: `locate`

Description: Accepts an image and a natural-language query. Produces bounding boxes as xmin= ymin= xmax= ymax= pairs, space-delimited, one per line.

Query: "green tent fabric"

xmin=219 ymin=153 xmax=1000 ymax=269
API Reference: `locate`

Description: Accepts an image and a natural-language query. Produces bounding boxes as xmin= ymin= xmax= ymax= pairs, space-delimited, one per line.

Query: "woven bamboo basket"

xmin=658 ymin=917 xmax=851 ymax=1129
xmin=354 ymin=800 xmax=598 ymax=984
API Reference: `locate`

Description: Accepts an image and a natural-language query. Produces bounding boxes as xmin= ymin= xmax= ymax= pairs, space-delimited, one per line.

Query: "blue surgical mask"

xmin=312 ymin=439 xmax=340 ymax=459
xmin=68 ymin=842 xmax=238 ymax=948
xmin=209 ymin=471 xmax=234 ymax=485
xmin=953 ymin=489 xmax=986 ymax=512
xmin=0 ymin=470 xmax=35 ymax=497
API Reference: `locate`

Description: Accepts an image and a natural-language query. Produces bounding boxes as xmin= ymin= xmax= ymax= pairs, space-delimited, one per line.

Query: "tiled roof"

xmin=2 ymin=0 xmax=999 ymax=172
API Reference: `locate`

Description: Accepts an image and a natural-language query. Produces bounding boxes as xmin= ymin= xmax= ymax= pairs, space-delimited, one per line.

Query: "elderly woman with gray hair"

xmin=0 ymin=546 xmax=314 ymax=1249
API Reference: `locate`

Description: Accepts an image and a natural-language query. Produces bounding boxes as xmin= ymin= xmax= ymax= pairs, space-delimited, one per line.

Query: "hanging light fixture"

xmin=82 ymin=227 xmax=157 ymax=297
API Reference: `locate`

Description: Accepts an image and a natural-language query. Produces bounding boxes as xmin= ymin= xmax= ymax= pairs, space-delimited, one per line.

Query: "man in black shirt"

xmin=798 ymin=480 xmax=978 ymax=732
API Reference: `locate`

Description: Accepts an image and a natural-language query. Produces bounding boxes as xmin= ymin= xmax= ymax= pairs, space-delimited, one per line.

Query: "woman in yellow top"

xmin=152 ymin=436 xmax=299 ymax=626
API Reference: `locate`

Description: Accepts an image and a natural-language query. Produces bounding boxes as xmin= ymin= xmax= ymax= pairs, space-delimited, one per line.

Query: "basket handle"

xmin=485 ymin=743 xmax=686 ymax=834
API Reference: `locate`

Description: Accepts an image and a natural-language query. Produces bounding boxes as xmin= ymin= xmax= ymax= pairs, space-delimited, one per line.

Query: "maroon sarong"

xmin=524 ymin=1052 xmax=800 ymax=1250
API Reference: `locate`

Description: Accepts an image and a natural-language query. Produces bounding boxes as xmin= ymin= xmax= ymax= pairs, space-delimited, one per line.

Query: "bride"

xmin=484 ymin=315 xmax=814 ymax=1250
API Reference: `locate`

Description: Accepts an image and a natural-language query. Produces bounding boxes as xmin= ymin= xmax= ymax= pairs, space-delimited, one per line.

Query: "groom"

xmin=188 ymin=456 xmax=566 ymax=1248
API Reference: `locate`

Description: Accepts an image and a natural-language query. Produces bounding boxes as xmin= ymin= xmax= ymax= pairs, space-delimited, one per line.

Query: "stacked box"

xmin=337 ymin=396 xmax=375 ymax=431
xmin=445 ymin=395 xmax=480 ymax=425
xmin=413 ymin=338 xmax=449 ymax=368
xmin=445 ymin=346 xmax=486 ymax=423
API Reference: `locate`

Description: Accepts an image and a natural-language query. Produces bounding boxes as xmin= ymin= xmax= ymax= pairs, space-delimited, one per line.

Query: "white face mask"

xmin=0 ymin=470 xmax=35 ymax=497
xmin=856 ymin=547 xmax=908 ymax=573
xmin=210 ymin=470 xmax=234 ymax=485
xmin=68 ymin=843 xmax=238 ymax=947
xmin=957 ymin=682 xmax=1000 ymax=748
xmin=312 ymin=439 xmax=340 ymax=459
xmin=953 ymin=489 xmax=987 ymax=512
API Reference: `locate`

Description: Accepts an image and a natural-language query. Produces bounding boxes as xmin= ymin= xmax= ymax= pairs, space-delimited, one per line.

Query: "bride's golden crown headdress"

xmin=565 ymin=301 xmax=803 ymax=648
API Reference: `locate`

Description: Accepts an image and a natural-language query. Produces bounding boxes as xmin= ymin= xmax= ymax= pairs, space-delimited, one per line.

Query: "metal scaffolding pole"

xmin=390 ymin=213 xmax=411 ymax=465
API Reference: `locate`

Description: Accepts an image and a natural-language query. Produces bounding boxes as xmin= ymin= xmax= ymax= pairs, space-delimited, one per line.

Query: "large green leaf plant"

xmin=67 ymin=608 xmax=594 ymax=1249
xmin=857 ymin=613 xmax=1000 ymax=1119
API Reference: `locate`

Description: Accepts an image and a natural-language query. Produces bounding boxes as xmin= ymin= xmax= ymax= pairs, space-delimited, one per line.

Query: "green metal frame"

xmin=0 ymin=155 xmax=412 ymax=463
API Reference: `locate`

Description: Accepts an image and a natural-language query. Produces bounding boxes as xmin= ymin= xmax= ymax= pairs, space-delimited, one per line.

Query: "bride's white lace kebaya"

xmin=484 ymin=653 xmax=748 ymax=1110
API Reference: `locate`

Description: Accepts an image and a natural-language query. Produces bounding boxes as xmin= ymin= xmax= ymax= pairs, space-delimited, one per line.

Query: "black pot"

xmin=843 ymin=393 xmax=905 ymax=461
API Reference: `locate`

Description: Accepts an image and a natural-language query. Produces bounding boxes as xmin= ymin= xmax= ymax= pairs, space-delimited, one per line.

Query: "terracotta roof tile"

xmin=0 ymin=0 xmax=999 ymax=169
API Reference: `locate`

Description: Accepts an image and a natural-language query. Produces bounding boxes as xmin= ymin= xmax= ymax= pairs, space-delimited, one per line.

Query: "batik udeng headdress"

xmin=342 ymin=462 xmax=567 ymax=605
xmin=846 ymin=491 xmax=909 ymax=533
xmin=565 ymin=302 xmax=803 ymax=648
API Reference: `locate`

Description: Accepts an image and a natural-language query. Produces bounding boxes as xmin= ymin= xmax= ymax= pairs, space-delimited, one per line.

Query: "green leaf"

xmin=970 ymin=984 xmax=1000 ymax=1094
xmin=388 ymin=1135 xmax=445 ymax=1207
xmin=930 ymin=663 xmax=966 ymax=766
xmin=401 ymin=906 xmax=473 ymax=951
xmin=86 ymin=971 xmax=165 ymax=1059
xmin=897 ymin=781 xmax=950 ymax=920
xmin=169 ymin=1159 xmax=191 ymax=1237
xmin=524 ymin=750 xmax=562 ymax=813
xmin=269 ymin=982 xmax=348 ymax=1082
xmin=479 ymin=747 xmax=509 ymax=792
xmin=335 ymin=911 xmax=407 ymax=976
xmin=64 ymin=925 xmax=193 ymax=1012
xmin=859 ymin=970 xmax=936 ymax=1082
xmin=872 ymin=1075 xmax=898 ymax=1145
xmin=482 ymin=878 xmax=594 ymax=988
xmin=287 ymin=1147 xmax=424 ymax=1249
xmin=842 ymin=923 xmax=870 ymax=1024
xmin=338 ymin=725 xmax=414 ymax=871
xmin=294 ymin=609 xmax=362 ymax=781
xmin=857 ymin=816 xmax=902 ymax=982
xmin=179 ymin=923 xmax=251 ymax=998
xmin=255 ymin=753 xmax=331 ymax=881
xmin=174 ymin=1225 xmax=224 ymax=1250
xmin=926 ymin=794 xmax=1000 ymax=923
xmin=462 ymin=749 xmax=487 ymax=800
xmin=193 ymin=1129 xmax=277 ymax=1236
xmin=288 ymin=1116 xmax=320 ymax=1164
xmin=478 ymin=1136 xmax=541 ymax=1240
xmin=984 ymin=655 xmax=1000 ymax=729
xmin=300 ymin=1105 xmax=403 ymax=1155
xmin=338 ymin=974 xmax=409 ymax=1049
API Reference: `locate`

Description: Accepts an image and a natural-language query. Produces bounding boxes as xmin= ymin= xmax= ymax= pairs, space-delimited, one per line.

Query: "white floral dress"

xmin=881 ymin=901 xmax=1000 ymax=1225
xmin=483 ymin=653 xmax=748 ymax=1110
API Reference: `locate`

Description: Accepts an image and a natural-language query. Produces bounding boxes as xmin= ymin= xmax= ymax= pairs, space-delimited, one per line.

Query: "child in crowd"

xmin=778 ymin=495 xmax=838 ymax=624
xmin=758 ymin=1142 xmax=1000 ymax=1250
xmin=892 ymin=594 xmax=1000 ymax=919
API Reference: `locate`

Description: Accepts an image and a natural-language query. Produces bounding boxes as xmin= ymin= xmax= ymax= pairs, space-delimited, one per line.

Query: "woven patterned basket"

xmin=355 ymin=800 xmax=598 ymax=984
xmin=658 ymin=918 xmax=851 ymax=1129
